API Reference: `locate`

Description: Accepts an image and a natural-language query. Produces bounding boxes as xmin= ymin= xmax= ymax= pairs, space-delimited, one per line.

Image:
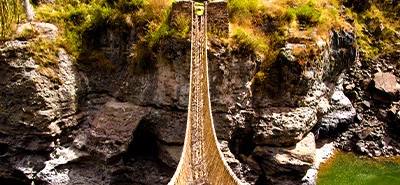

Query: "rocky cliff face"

xmin=1 ymin=4 xmax=398 ymax=185
xmin=1 ymin=24 xmax=356 ymax=185
xmin=230 ymin=29 xmax=358 ymax=185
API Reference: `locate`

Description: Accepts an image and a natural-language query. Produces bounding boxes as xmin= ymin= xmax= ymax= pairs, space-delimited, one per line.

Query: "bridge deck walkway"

xmin=168 ymin=2 xmax=241 ymax=185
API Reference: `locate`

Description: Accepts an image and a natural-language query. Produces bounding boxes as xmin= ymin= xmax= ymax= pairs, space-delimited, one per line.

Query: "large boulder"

xmin=85 ymin=100 xmax=150 ymax=160
xmin=139 ymin=110 xmax=187 ymax=144
xmin=318 ymin=87 xmax=356 ymax=137
xmin=16 ymin=22 xmax=58 ymax=41
xmin=253 ymin=107 xmax=317 ymax=146
xmin=250 ymin=133 xmax=316 ymax=184
xmin=371 ymin=72 xmax=400 ymax=103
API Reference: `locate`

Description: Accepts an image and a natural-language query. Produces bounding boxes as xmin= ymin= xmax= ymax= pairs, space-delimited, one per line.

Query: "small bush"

xmin=29 ymin=38 xmax=59 ymax=68
xmin=28 ymin=38 xmax=62 ymax=83
xmin=228 ymin=0 xmax=260 ymax=25
xmin=145 ymin=6 xmax=191 ymax=49
xmin=146 ymin=19 xmax=174 ymax=48
xmin=16 ymin=27 xmax=39 ymax=41
xmin=289 ymin=1 xmax=322 ymax=26
xmin=68 ymin=8 xmax=87 ymax=25
xmin=232 ymin=27 xmax=267 ymax=53
xmin=172 ymin=14 xmax=190 ymax=38
xmin=285 ymin=9 xmax=297 ymax=23
xmin=116 ymin=0 xmax=144 ymax=13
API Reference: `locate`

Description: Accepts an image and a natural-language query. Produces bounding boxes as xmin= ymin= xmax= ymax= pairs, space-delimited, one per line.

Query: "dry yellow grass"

xmin=229 ymin=0 xmax=351 ymax=40
xmin=228 ymin=0 xmax=354 ymax=90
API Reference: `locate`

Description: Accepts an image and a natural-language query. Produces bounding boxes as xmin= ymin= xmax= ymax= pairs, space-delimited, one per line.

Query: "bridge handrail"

xmin=168 ymin=2 xmax=242 ymax=184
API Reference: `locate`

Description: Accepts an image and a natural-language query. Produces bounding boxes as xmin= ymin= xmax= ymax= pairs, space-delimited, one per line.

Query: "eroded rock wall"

xmin=229 ymin=29 xmax=358 ymax=185
xmin=0 ymin=4 xmax=363 ymax=185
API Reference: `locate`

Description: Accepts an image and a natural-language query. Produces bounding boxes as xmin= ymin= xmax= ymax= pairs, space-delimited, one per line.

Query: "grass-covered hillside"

xmin=1 ymin=0 xmax=399 ymax=71
xmin=228 ymin=0 xmax=399 ymax=69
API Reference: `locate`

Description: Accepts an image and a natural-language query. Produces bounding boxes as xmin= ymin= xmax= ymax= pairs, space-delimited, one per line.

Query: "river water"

xmin=317 ymin=151 xmax=400 ymax=185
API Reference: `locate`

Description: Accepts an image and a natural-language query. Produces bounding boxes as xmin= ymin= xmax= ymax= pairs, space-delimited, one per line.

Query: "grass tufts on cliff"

xmin=34 ymin=0 xmax=179 ymax=69
xmin=343 ymin=0 xmax=400 ymax=59
xmin=232 ymin=26 xmax=268 ymax=55
xmin=288 ymin=1 xmax=322 ymax=26
xmin=28 ymin=38 xmax=64 ymax=83
xmin=226 ymin=0 xmax=355 ymax=97
xmin=228 ymin=0 xmax=260 ymax=25
xmin=227 ymin=0 xmax=347 ymax=57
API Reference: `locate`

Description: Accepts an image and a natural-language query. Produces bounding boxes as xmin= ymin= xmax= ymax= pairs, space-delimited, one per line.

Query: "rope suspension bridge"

xmin=168 ymin=1 xmax=241 ymax=185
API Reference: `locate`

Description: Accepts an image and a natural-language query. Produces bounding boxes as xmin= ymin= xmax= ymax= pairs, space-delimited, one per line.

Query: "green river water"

xmin=317 ymin=151 xmax=400 ymax=185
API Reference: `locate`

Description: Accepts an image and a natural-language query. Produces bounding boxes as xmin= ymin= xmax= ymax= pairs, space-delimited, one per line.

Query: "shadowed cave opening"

xmin=0 ymin=170 xmax=31 ymax=185
xmin=110 ymin=123 xmax=174 ymax=185
xmin=0 ymin=178 xmax=30 ymax=185
xmin=229 ymin=128 xmax=256 ymax=157
xmin=0 ymin=143 xmax=8 ymax=155
xmin=127 ymin=125 xmax=158 ymax=157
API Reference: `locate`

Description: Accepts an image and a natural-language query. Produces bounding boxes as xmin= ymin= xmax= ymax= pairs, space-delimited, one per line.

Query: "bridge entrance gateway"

xmin=168 ymin=1 xmax=241 ymax=185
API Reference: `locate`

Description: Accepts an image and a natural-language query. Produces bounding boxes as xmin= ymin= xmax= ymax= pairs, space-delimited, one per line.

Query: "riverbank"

xmin=302 ymin=140 xmax=336 ymax=185
xmin=317 ymin=150 xmax=400 ymax=185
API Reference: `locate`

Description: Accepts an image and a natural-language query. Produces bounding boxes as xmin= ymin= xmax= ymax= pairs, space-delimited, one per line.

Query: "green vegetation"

xmin=28 ymin=38 xmax=63 ymax=83
xmin=0 ymin=0 xmax=20 ymax=40
xmin=288 ymin=1 xmax=322 ymax=25
xmin=228 ymin=0 xmax=398 ymax=92
xmin=318 ymin=151 xmax=400 ymax=185
xmin=37 ymin=0 xmax=138 ymax=59
xmin=146 ymin=10 xmax=190 ymax=49
xmin=33 ymin=0 xmax=180 ymax=69
xmin=227 ymin=0 xmax=269 ymax=56
xmin=344 ymin=0 xmax=400 ymax=59
xmin=1 ymin=0 xmax=396 ymax=75
xmin=228 ymin=0 xmax=260 ymax=25
xmin=227 ymin=0 xmax=346 ymax=88
xmin=232 ymin=27 xmax=267 ymax=54
xmin=0 ymin=0 xmax=184 ymax=76
xmin=15 ymin=26 xmax=39 ymax=41
xmin=227 ymin=0 xmax=346 ymax=54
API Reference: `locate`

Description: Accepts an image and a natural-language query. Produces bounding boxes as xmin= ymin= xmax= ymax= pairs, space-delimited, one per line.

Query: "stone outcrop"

xmin=85 ymin=100 xmax=150 ymax=160
xmin=317 ymin=85 xmax=356 ymax=138
xmin=229 ymin=29 xmax=358 ymax=184
xmin=371 ymin=72 xmax=400 ymax=103
xmin=249 ymin=133 xmax=316 ymax=185
xmin=0 ymin=43 xmax=79 ymax=141
xmin=0 ymin=18 xmax=253 ymax=184
xmin=0 ymin=39 xmax=80 ymax=184
xmin=253 ymin=107 xmax=317 ymax=146
xmin=16 ymin=22 xmax=58 ymax=41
